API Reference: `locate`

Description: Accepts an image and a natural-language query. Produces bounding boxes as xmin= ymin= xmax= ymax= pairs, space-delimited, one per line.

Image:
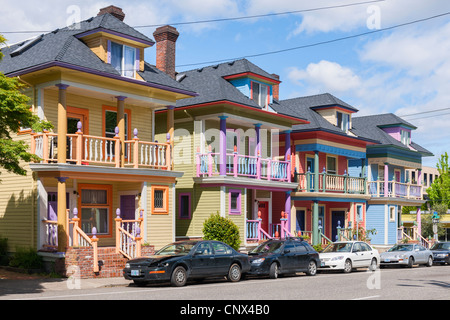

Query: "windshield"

xmin=431 ymin=242 xmax=450 ymax=250
xmin=155 ymin=242 xmax=197 ymax=256
xmin=251 ymin=241 xmax=283 ymax=254
xmin=388 ymin=244 xmax=413 ymax=252
xmin=322 ymin=243 xmax=352 ymax=253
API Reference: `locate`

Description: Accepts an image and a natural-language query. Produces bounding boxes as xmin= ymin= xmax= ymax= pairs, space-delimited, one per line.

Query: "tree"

xmin=0 ymin=34 xmax=52 ymax=177
xmin=427 ymin=152 xmax=450 ymax=209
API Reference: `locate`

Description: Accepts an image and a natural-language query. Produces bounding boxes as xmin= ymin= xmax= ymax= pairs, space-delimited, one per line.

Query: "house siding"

xmin=366 ymin=204 xmax=386 ymax=245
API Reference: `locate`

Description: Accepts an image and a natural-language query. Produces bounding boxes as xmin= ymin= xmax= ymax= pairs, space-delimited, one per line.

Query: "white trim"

xmin=141 ymin=182 xmax=148 ymax=241
xmin=220 ymin=186 xmax=226 ymax=217
xmin=384 ymin=204 xmax=388 ymax=245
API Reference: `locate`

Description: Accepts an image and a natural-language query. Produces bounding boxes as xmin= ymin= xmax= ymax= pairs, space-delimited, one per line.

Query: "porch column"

xmin=116 ymin=96 xmax=127 ymax=167
xmin=312 ymin=200 xmax=319 ymax=245
xmin=384 ymin=162 xmax=389 ymax=197
xmin=417 ymin=168 xmax=422 ymax=234
xmin=219 ymin=116 xmax=228 ymax=176
xmin=314 ymin=151 xmax=319 ymax=192
xmin=56 ymin=84 xmax=69 ymax=164
xmin=285 ymin=191 xmax=291 ymax=232
xmin=57 ymin=176 xmax=68 ymax=252
xmin=167 ymin=105 xmax=175 ymax=169
xmin=254 ymin=123 xmax=262 ymax=156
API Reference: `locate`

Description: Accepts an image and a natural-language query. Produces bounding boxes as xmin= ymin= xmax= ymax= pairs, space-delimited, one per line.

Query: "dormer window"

xmin=401 ymin=129 xmax=411 ymax=146
xmin=110 ymin=42 xmax=136 ymax=78
xmin=337 ymin=111 xmax=350 ymax=132
xmin=251 ymin=81 xmax=269 ymax=108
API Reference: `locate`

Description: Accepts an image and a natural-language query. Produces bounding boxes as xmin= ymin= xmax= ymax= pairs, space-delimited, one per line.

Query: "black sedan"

xmin=247 ymin=238 xmax=320 ymax=279
xmin=430 ymin=242 xmax=450 ymax=265
xmin=123 ymin=240 xmax=250 ymax=287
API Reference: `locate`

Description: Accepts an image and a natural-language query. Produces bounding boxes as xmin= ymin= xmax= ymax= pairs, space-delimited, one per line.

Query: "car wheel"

xmin=343 ymin=259 xmax=352 ymax=273
xmin=171 ymin=266 xmax=187 ymax=287
xmin=269 ymin=262 xmax=279 ymax=279
xmin=426 ymin=256 xmax=433 ymax=267
xmin=369 ymin=258 xmax=377 ymax=271
xmin=306 ymin=260 xmax=317 ymax=276
xmin=227 ymin=263 xmax=242 ymax=282
xmin=407 ymin=256 xmax=414 ymax=268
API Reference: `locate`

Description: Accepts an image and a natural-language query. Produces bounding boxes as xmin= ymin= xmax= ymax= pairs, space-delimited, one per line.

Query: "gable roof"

xmin=0 ymin=13 xmax=195 ymax=96
xmin=352 ymin=113 xmax=432 ymax=156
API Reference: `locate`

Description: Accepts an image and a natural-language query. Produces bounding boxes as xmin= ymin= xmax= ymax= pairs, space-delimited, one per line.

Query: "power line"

xmin=176 ymin=11 xmax=450 ymax=68
xmin=0 ymin=0 xmax=385 ymax=35
xmin=399 ymin=107 xmax=450 ymax=117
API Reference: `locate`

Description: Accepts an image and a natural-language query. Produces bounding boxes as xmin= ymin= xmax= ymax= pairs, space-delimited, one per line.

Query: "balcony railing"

xmin=368 ymin=180 xmax=422 ymax=199
xmin=295 ymin=172 xmax=367 ymax=194
xmin=30 ymin=128 xmax=171 ymax=170
xmin=196 ymin=151 xmax=291 ymax=182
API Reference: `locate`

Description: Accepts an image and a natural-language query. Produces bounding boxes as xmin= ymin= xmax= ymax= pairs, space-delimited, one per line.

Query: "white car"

xmin=319 ymin=241 xmax=380 ymax=273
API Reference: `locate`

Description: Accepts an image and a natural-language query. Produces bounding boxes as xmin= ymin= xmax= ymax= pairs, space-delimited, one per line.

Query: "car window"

xmin=196 ymin=242 xmax=212 ymax=255
xmin=323 ymin=243 xmax=352 ymax=253
xmin=295 ymin=242 xmax=307 ymax=252
xmin=352 ymin=243 xmax=362 ymax=252
xmin=284 ymin=243 xmax=295 ymax=252
xmin=251 ymin=241 xmax=283 ymax=254
xmin=361 ymin=243 xmax=372 ymax=251
xmin=211 ymin=242 xmax=232 ymax=255
xmin=418 ymin=245 xmax=426 ymax=251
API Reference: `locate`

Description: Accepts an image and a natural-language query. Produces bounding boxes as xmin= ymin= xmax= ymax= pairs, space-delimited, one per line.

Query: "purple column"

xmin=284 ymin=130 xmax=291 ymax=160
xmin=384 ymin=163 xmax=389 ymax=197
xmin=254 ymin=123 xmax=262 ymax=156
xmin=219 ymin=116 xmax=228 ymax=176
xmin=285 ymin=191 xmax=291 ymax=231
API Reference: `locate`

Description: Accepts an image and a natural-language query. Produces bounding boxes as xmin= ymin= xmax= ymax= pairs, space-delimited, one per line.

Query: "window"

xmin=152 ymin=186 xmax=169 ymax=214
xmin=337 ymin=112 xmax=350 ymax=132
xmin=251 ymin=81 xmax=269 ymax=108
xmin=229 ymin=189 xmax=241 ymax=215
xmin=178 ymin=193 xmax=191 ymax=219
xmin=79 ymin=185 xmax=112 ymax=236
xmin=326 ymin=156 xmax=337 ymax=175
xmin=401 ymin=130 xmax=411 ymax=146
xmin=110 ymin=42 xmax=136 ymax=78
xmin=389 ymin=206 xmax=396 ymax=222
xmin=103 ymin=107 xmax=130 ymax=158
xmin=356 ymin=204 xmax=363 ymax=221
xmin=211 ymin=242 xmax=232 ymax=255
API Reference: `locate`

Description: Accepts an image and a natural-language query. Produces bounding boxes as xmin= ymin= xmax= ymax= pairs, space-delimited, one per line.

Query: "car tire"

xmin=343 ymin=259 xmax=352 ymax=273
xmin=171 ymin=266 xmax=187 ymax=287
xmin=269 ymin=262 xmax=279 ymax=279
xmin=369 ymin=258 xmax=377 ymax=271
xmin=426 ymin=256 xmax=433 ymax=267
xmin=306 ymin=260 xmax=317 ymax=276
xmin=407 ymin=256 xmax=414 ymax=268
xmin=227 ymin=263 xmax=242 ymax=282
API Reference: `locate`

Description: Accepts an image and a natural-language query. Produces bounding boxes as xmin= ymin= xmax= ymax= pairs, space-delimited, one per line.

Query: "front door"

xmin=47 ymin=192 xmax=69 ymax=220
xmin=296 ymin=210 xmax=305 ymax=234
xmin=331 ymin=211 xmax=346 ymax=241
xmin=258 ymin=201 xmax=269 ymax=234
xmin=120 ymin=195 xmax=136 ymax=232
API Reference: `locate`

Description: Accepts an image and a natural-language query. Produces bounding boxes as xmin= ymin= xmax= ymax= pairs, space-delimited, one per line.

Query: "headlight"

xmin=125 ymin=263 xmax=130 ymax=269
xmin=251 ymin=258 xmax=265 ymax=265
xmin=158 ymin=262 xmax=169 ymax=267
xmin=331 ymin=256 xmax=344 ymax=261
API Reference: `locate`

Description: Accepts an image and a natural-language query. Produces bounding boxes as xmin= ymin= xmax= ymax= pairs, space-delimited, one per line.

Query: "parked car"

xmin=247 ymin=238 xmax=320 ymax=279
xmin=318 ymin=241 xmax=380 ymax=273
xmin=430 ymin=242 xmax=450 ymax=265
xmin=380 ymin=243 xmax=433 ymax=268
xmin=123 ymin=240 xmax=251 ymax=287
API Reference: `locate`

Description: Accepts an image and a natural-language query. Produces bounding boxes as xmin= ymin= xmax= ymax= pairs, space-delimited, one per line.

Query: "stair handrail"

xmin=115 ymin=208 xmax=144 ymax=259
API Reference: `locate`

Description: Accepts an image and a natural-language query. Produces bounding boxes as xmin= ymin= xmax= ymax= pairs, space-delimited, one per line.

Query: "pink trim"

xmin=178 ymin=193 xmax=191 ymax=219
xmin=229 ymin=189 xmax=242 ymax=215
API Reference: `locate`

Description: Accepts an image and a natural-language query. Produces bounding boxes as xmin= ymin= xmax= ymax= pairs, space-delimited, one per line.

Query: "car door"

xmin=360 ymin=242 xmax=375 ymax=267
xmin=351 ymin=242 xmax=364 ymax=267
xmin=190 ymin=242 xmax=215 ymax=277
xmin=278 ymin=242 xmax=296 ymax=273
xmin=294 ymin=242 xmax=310 ymax=271
xmin=211 ymin=241 xmax=233 ymax=275
xmin=416 ymin=245 xmax=427 ymax=263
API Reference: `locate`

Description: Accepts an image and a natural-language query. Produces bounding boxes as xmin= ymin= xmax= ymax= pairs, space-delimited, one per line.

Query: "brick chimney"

xmin=271 ymin=74 xmax=280 ymax=101
xmin=153 ymin=25 xmax=179 ymax=79
xmin=98 ymin=5 xmax=125 ymax=21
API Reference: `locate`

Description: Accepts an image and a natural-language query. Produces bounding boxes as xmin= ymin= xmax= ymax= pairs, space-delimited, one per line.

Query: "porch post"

xmin=167 ymin=105 xmax=175 ymax=170
xmin=285 ymin=191 xmax=291 ymax=233
xmin=314 ymin=151 xmax=319 ymax=192
xmin=384 ymin=162 xmax=389 ymax=197
xmin=116 ymin=96 xmax=127 ymax=167
xmin=254 ymin=123 xmax=262 ymax=156
xmin=416 ymin=206 xmax=422 ymax=235
xmin=312 ymin=200 xmax=319 ymax=245
xmin=219 ymin=116 xmax=228 ymax=176
xmin=57 ymin=176 xmax=69 ymax=252
xmin=56 ymin=84 xmax=69 ymax=164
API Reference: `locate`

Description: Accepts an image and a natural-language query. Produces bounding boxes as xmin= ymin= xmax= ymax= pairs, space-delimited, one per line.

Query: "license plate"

xmin=321 ymin=262 xmax=325 ymax=267
xmin=131 ymin=269 xmax=140 ymax=276
xmin=384 ymin=259 xmax=390 ymax=262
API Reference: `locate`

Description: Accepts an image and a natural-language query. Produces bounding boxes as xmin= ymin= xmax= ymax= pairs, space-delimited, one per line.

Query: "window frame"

xmin=152 ymin=185 xmax=169 ymax=215
xmin=336 ymin=111 xmax=350 ymax=133
xmin=109 ymin=41 xmax=137 ymax=78
xmin=326 ymin=156 xmax=337 ymax=175
xmin=229 ymin=189 xmax=242 ymax=215
xmin=250 ymin=81 xmax=270 ymax=108
xmin=178 ymin=192 xmax=191 ymax=219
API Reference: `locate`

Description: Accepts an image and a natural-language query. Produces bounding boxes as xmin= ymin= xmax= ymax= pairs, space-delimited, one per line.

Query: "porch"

xmin=368 ymin=180 xmax=422 ymax=200
xmin=295 ymin=171 xmax=367 ymax=194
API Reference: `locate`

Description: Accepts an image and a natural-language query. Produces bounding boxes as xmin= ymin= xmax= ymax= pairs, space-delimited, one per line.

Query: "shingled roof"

xmin=0 ymin=13 xmax=195 ymax=95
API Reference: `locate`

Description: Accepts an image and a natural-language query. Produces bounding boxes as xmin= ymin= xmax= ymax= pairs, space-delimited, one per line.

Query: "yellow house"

xmin=0 ymin=6 xmax=196 ymax=277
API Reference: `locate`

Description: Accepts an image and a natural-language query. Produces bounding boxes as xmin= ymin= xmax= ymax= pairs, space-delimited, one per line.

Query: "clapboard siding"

xmin=366 ymin=204 xmax=386 ymax=245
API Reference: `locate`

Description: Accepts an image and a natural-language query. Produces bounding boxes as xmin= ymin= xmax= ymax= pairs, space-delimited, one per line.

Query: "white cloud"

xmin=287 ymin=60 xmax=361 ymax=93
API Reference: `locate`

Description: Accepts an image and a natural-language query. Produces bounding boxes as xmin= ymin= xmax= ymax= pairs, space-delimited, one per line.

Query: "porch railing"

xmin=115 ymin=208 xmax=144 ymax=260
xmin=397 ymin=225 xmax=432 ymax=248
xmin=30 ymin=127 xmax=171 ymax=170
xmin=246 ymin=212 xmax=293 ymax=243
xmin=368 ymin=180 xmax=423 ymax=199
xmin=296 ymin=171 xmax=366 ymax=194
xmin=197 ymin=149 xmax=290 ymax=182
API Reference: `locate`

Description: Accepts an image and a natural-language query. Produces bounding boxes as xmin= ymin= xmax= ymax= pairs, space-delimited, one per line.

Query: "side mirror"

xmin=284 ymin=249 xmax=290 ymax=254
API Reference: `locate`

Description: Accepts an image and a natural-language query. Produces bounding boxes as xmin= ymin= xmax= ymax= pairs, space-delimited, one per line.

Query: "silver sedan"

xmin=380 ymin=244 xmax=433 ymax=268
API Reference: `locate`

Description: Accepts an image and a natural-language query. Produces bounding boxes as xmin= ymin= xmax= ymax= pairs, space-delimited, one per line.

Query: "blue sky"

xmin=2 ymin=0 xmax=450 ymax=167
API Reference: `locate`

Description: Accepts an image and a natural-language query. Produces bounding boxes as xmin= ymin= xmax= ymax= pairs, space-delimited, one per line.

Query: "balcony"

xmin=196 ymin=151 xmax=291 ymax=182
xmin=295 ymin=172 xmax=367 ymax=195
xmin=30 ymin=128 xmax=171 ymax=170
xmin=368 ymin=180 xmax=423 ymax=200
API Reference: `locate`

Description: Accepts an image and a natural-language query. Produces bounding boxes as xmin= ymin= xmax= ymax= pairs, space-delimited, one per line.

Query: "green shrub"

xmin=9 ymin=247 xmax=43 ymax=270
xmin=203 ymin=213 xmax=241 ymax=250
xmin=0 ymin=237 xmax=9 ymax=266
